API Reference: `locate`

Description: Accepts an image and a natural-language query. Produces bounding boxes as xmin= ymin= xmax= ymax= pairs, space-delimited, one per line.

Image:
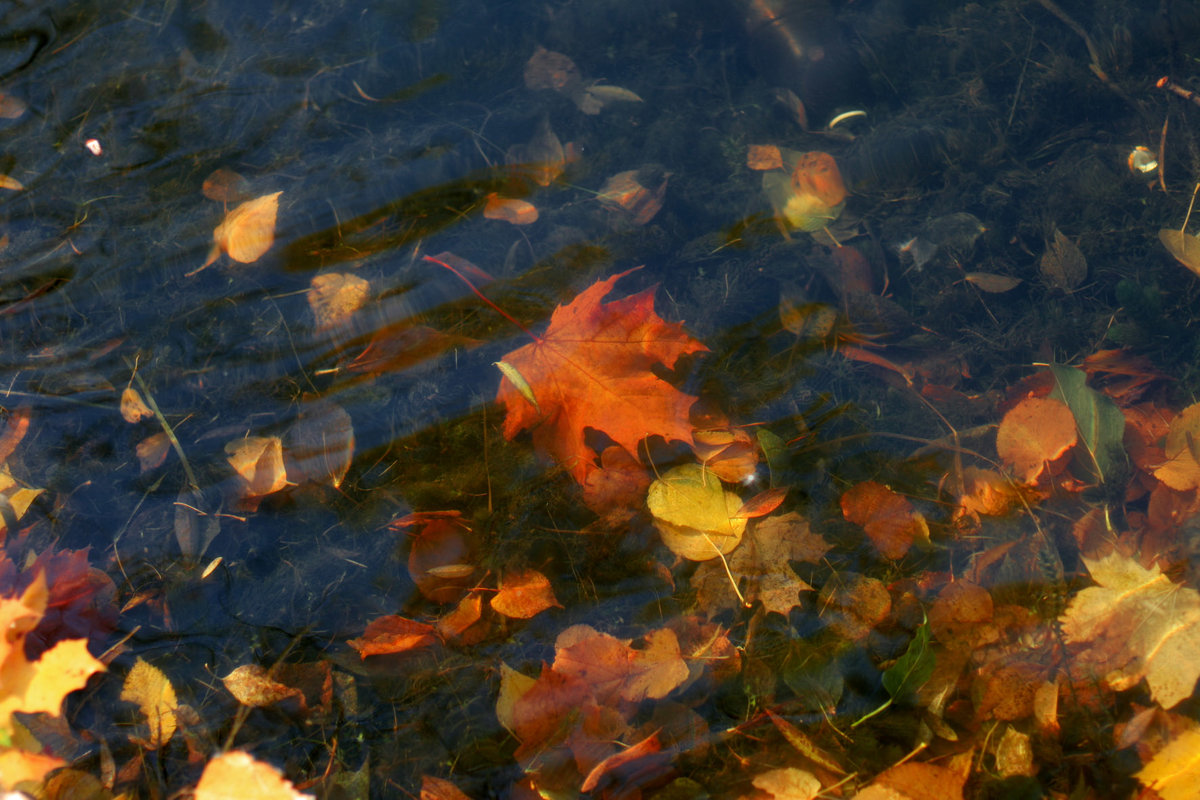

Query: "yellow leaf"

xmin=195 ymin=751 xmax=312 ymax=800
xmin=120 ymin=657 xmax=178 ymax=749
xmin=647 ymin=463 xmax=746 ymax=561
xmin=225 ymin=436 xmax=289 ymax=500
xmin=1155 ymin=402 xmax=1200 ymax=491
xmin=1060 ymin=551 xmax=1200 ymax=708
xmin=0 ymin=748 xmax=65 ymax=792
xmin=495 ymin=663 xmax=536 ymax=736
xmin=308 ymin=272 xmax=369 ymax=331
xmin=0 ymin=175 xmax=23 ymax=191
xmin=120 ymin=387 xmax=153 ymax=423
xmin=0 ymin=574 xmax=104 ymax=737
xmin=213 ymin=191 xmax=282 ymax=264
xmin=1160 ymin=229 xmax=1200 ymax=276
xmin=1137 ymin=726 xmax=1200 ymax=800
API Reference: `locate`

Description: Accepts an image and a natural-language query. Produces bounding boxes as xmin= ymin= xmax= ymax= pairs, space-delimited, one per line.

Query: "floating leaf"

xmin=1159 ymin=229 xmax=1200 ymax=275
xmin=647 ymin=463 xmax=746 ymax=561
xmin=208 ymin=191 xmax=282 ymax=266
xmin=195 ymin=752 xmax=312 ymax=800
xmin=120 ymin=657 xmax=178 ymax=749
xmin=483 ymin=193 xmax=538 ymax=225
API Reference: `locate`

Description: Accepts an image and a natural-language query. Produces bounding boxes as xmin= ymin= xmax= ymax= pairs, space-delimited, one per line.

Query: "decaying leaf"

xmin=818 ymin=573 xmax=890 ymax=641
xmin=996 ymin=396 xmax=1077 ymax=483
xmin=120 ymin=657 xmax=178 ymax=749
xmin=491 ymin=569 xmax=560 ymax=619
xmin=1040 ymin=227 xmax=1087 ymax=290
xmin=483 ymin=193 xmax=538 ymax=225
xmin=120 ymin=386 xmax=153 ymax=423
xmin=597 ymin=169 xmax=669 ymax=226
xmin=747 ymin=144 xmax=784 ymax=171
xmin=204 ymin=191 xmax=283 ymax=268
xmin=1159 ymin=229 xmax=1200 ymax=276
xmin=576 ymin=83 xmax=643 ymax=115
xmin=308 ymin=272 xmax=369 ymax=331
xmin=524 ymin=47 xmax=582 ymax=94
xmin=964 ymin=272 xmax=1022 ymax=293
xmin=421 ymin=775 xmax=472 ymax=800
xmin=762 ymin=150 xmax=846 ymax=232
xmin=195 ymin=752 xmax=313 ymax=800
xmin=136 ymin=432 xmax=171 ymax=472
xmin=496 ymin=268 xmax=707 ymax=485
xmin=506 ymin=116 xmax=568 ymax=187
xmin=647 ymin=463 xmax=747 ymax=561
xmin=694 ymin=512 xmax=828 ymax=615
xmin=840 ymin=481 xmax=927 ymax=560
xmin=201 ymin=168 xmax=251 ymax=203
xmin=581 ymin=444 xmax=651 ymax=517
xmin=1060 ymin=551 xmax=1200 ymax=708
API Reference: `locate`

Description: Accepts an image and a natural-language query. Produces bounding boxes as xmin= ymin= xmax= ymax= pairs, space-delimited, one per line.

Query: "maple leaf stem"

xmin=423 ymin=254 xmax=542 ymax=342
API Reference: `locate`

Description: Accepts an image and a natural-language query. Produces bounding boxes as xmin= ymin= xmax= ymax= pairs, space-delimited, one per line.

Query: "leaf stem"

xmin=423 ymin=254 xmax=541 ymax=342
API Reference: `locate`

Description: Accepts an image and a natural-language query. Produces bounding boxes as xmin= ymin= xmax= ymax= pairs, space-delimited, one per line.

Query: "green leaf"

xmin=1048 ymin=364 xmax=1125 ymax=481
xmin=881 ymin=619 xmax=935 ymax=703
xmin=756 ymin=428 xmax=787 ymax=487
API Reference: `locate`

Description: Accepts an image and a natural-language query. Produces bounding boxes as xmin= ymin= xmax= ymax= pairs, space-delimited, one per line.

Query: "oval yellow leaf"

xmin=214 ymin=191 xmax=282 ymax=263
xmin=647 ymin=463 xmax=747 ymax=561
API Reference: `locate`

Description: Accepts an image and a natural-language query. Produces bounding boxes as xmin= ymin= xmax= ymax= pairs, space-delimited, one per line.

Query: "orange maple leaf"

xmin=496 ymin=268 xmax=707 ymax=484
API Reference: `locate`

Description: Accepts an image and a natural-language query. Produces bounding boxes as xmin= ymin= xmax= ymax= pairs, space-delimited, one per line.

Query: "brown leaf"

xmin=436 ymin=592 xmax=486 ymax=643
xmin=491 ymin=569 xmax=560 ymax=619
xmin=579 ymin=732 xmax=664 ymax=794
xmin=553 ymin=625 xmax=689 ymax=705
xmin=201 ymin=168 xmax=251 ymax=203
xmin=405 ymin=512 xmax=475 ymax=604
xmin=136 ymin=432 xmax=171 ymax=472
xmin=1155 ymin=401 xmax=1200 ymax=491
xmin=996 ymin=396 xmax=1077 ymax=484
xmin=512 ymin=664 xmax=594 ymax=756
xmin=582 ymin=445 xmax=651 ymax=517
xmin=506 ymin=116 xmax=568 ymax=187
xmin=524 ymin=47 xmax=582 ymax=93
xmin=1160 ymin=229 xmax=1200 ymax=275
xmin=817 ymin=573 xmax=890 ymax=641
xmin=597 ymin=170 xmax=669 ymax=226
xmin=1040 ymin=227 xmax=1087 ymax=291
xmin=347 ymin=322 xmax=475 ymax=377
xmin=747 ymin=144 xmax=784 ymax=171
xmin=222 ymin=664 xmax=303 ymax=708
xmin=840 ymin=481 xmax=927 ymax=560
xmin=964 ymin=272 xmax=1022 ymax=293
xmin=731 ymin=487 xmax=788 ymax=519
xmin=283 ymin=401 xmax=354 ymax=488
xmin=421 ymin=775 xmax=472 ymax=800
xmin=0 ymin=93 xmax=27 ymax=119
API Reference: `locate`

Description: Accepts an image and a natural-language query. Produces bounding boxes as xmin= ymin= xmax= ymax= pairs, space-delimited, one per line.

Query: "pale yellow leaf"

xmin=195 ymin=751 xmax=313 ymax=800
xmin=225 ymin=436 xmax=289 ymax=499
xmin=646 ymin=463 xmax=746 ymax=561
xmin=308 ymin=272 xmax=369 ymax=331
xmin=120 ymin=657 xmax=178 ymax=749
xmin=120 ymin=387 xmax=153 ymax=423
xmin=0 ymin=175 xmax=23 ymax=191
xmin=213 ymin=191 xmax=282 ymax=264
xmin=1137 ymin=726 xmax=1200 ymax=800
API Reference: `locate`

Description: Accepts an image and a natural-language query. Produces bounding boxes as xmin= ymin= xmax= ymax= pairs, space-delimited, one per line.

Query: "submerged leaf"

xmin=647 ymin=464 xmax=746 ymax=561
xmin=1159 ymin=229 xmax=1200 ymax=275
xmin=996 ymin=396 xmax=1077 ymax=484
xmin=491 ymin=569 xmax=560 ymax=619
xmin=195 ymin=752 xmax=312 ymax=800
xmin=212 ymin=191 xmax=282 ymax=264
xmin=1048 ymin=364 xmax=1125 ymax=482
xmin=120 ymin=657 xmax=178 ymax=749
xmin=308 ymin=272 xmax=369 ymax=331
xmin=483 ymin=193 xmax=538 ymax=225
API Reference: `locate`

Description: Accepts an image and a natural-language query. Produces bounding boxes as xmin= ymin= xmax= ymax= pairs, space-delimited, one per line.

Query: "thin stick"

xmin=1181 ymin=181 xmax=1200 ymax=233
xmin=131 ymin=370 xmax=199 ymax=492
xmin=1158 ymin=113 xmax=1169 ymax=193
xmin=1157 ymin=76 xmax=1200 ymax=109
xmin=424 ymin=254 xmax=541 ymax=341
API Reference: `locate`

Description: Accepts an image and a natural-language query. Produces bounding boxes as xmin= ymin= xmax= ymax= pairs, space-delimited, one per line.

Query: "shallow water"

xmin=4 ymin=0 xmax=1200 ymax=797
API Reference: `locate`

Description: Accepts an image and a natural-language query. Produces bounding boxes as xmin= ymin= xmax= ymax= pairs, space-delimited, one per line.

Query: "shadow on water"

xmin=4 ymin=0 xmax=1200 ymax=797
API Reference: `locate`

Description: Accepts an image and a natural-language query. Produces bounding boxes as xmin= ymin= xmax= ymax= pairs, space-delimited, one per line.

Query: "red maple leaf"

xmin=495 ymin=268 xmax=707 ymax=483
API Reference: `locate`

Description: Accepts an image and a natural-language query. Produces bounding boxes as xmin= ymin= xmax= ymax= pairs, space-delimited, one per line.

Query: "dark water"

xmin=4 ymin=0 xmax=1200 ymax=797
